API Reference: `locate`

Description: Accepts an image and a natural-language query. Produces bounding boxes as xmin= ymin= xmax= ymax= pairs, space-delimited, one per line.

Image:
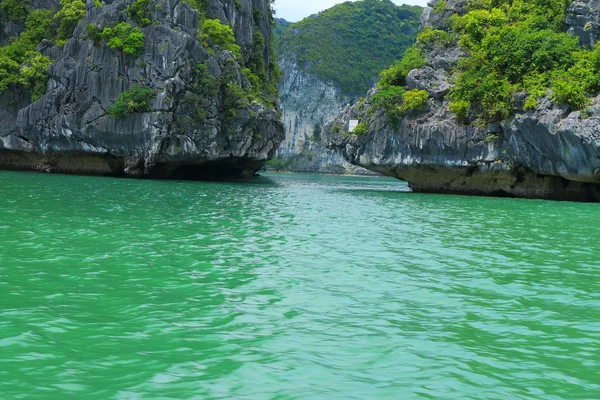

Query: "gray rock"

xmin=0 ymin=0 xmax=283 ymax=178
xmin=406 ymin=67 xmax=451 ymax=99
xmin=273 ymin=56 xmax=372 ymax=175
xmin=326 ymin=0 xmax=600 ymax=201
xmin=566 ymin=0 xmax=600 ymax=46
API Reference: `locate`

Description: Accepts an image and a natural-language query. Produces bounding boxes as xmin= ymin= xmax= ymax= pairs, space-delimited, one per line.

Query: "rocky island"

xmin=0 ymin=0 xmax=283 ymax=179
xmin=326 ymin=0 xmax=600 ymax=201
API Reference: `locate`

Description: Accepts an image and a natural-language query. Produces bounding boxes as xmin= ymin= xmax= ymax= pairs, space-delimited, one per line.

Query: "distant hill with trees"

xmin=275 ymin=0 xmax=423 ymax=96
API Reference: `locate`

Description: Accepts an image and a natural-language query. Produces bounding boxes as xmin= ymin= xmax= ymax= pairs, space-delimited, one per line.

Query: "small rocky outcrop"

xmin=0 ymin=0 xmax=283 ymax=179
xmin=327 ymin=0 xmax=600 ymax=201
xmin=567 ymin=0 xmax=600 ymax=46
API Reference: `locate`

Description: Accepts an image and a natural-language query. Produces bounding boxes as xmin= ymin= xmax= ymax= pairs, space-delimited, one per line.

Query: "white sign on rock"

xmin=348 ymin=120 xmax=359 ymax=133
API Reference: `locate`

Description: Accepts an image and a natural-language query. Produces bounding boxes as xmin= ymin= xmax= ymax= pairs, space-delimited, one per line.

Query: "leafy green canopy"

xmin=0 ymin=0 xmax=89 ymax=99
xmin=127 ymin=0 xmax=153 ymax=28
xmin=101 ymin=22 xmax=145 ymax=56
xmin=55 ymin=0 xmax=86 ymax=41
xmin=0 ymin=9 xmax=55 ymax=100
xmin=200 ymin=19 xmax=242 ymax=60
xmin=448 ymin=0 xmax=600 ymax=122
xmin=277 ymin=0 xmax=422 ymax=96
xmin=0 ymin=0 xmax=31 ymax=22
xmin=107 ymin=84 xmax=156 ymax=119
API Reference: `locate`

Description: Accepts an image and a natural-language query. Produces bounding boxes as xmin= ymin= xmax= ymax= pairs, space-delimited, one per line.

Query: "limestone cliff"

xmin=273 ymin=1 xmax=422 ymax=174
xmin=327 ymin=0 xmax=600 ymax=201
xmin=0 ymin=0 xmax=283 ymax=179
xmin=274 ymin=55 xmax=366 ymax=174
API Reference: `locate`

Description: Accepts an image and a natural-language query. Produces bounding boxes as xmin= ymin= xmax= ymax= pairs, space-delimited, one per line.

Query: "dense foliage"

xmin=101 ymin=22 xmax=145 ymax=56
xmin=0 ymin=0 xmax=89 ymax=99
xmin=54 ymin=0 xmax=86 ymax=41
xmin=127 ymin=0 xmax=153 ymax=28
xmin=378 ymin=46 xmax=426 ymax=87
xmin=373 ymin=0 xmax=600 ymax=124
xmin=19 ymin=54 xmax=54 ymax=100
xmin=183 ymin=0 xmax=279 ymax=109
xmin=0 ymin=0 xmax=30 ymax=22
xmin=447 ymin=0 xmax=592 ymax=122
xmin=277 ymin=0 xmax=422 ymax=95
xmin=0 ymin=9 xmax=55 ymax=99
xmin=106 ymin=84 xmax=156 ymax=119
xmin=200 ymin=19 xmax=242 ymax=60
xmin=273 ymin=18 xmax=290 ymax=39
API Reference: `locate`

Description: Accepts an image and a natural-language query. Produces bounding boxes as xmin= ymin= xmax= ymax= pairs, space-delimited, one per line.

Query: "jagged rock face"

xmin=567 ymin=0 xmax=600 ymax=46
xmin=0 ymin=0 xmax=284 ymax=179
xmin=327 ymin=0 xmax=600 ymax=201
xmin=275 ymin=56 xmax=371 ymax=174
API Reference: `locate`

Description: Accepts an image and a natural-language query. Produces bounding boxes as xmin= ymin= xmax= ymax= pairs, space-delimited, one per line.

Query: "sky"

xmin=274 ymin=0 xmax=430 ymax=22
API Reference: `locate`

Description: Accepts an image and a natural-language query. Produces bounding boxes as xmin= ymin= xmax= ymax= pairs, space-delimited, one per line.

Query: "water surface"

xmin=0 ymin=171 xmax=599 ymax=399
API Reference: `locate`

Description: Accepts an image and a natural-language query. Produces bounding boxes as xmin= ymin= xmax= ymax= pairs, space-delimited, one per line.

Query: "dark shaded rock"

xmin=0 ymin=0 xmax=283 ymax=179
xmin=566 ymin=0 xmax=600 ymax=46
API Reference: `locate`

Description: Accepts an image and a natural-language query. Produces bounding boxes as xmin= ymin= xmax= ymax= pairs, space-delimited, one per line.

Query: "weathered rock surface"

xmin=0 ymin=0 xmax=284 ymax=179
xmin=275 ymin=56 xmax=372 ymax=174
xmin=327 ymin=0 xmax=600 ymax=201
xmin=272 ymin=2 xmax=421 ymax=175
xmin=567 ymin=0 xmax=600 ymax=46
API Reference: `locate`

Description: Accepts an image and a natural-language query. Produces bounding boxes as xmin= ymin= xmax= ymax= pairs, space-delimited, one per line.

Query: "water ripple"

xmin=0 ymin=171 xmax=599 ymax=399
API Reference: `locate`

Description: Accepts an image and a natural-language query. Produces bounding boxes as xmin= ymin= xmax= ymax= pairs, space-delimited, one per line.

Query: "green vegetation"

xmin=244 ymin=6 xmax=280 ymax=107
xmin=19 ymin=54 xmax=53 ymax=100
xmin=181 ymin=0 xmax=207 ymax=22
xmin=1 ymin=0 xmax=278 ymax=114
xmin=0 ymin=0 xmax=30 ymax=22
xmin=273 ymin=18 xmax=291 ymax=39
xmin=378 ymin=46 xmax=426 ymax=87
xmin=200 ymin=19 xmax=242 ymax=60
xmin=446 ymin=0 xmax=600 ymax=122
xmin=277 ymin=0 xmax=422 ymax=95
xmin=368 ymin=85 xmax=405 ymax=124
xmin=373 ymin=0 xmax=600 ymax=124
xmin=179 ymin=63 xmax=219 ymax=125
xmin=416 ymin=27 xmax=454 ymax=47
xmin=366 ymin=81 xmax=429 ymax=124
xmin=106 ymin=84 xmax=156 ymax=119
xmin=101 ymin=22 xmax=145 ymax=56
xmin=401 ymin=89 xmax=429 ymax=112
xmin=185 ymin=1 xmax=279 ymax=110
xmin=266 ymin=155 xmax=287 ymax=171
xmin=353 ymin=122 xmax=369 ymax=135
xmin=0 ymin=9 xmax=55 ymax=98
xmin=449 ymin=99 xmax=470 ymax=121
xmin=433 ymin=0 xmax=448 ymax=13
xmin=84 ymin=24 xmax=103 ymax=46
xmin=127 ymin=0 xmax=152 ymax=27
xmin=54 ymin=0 xmax=86 ymax=41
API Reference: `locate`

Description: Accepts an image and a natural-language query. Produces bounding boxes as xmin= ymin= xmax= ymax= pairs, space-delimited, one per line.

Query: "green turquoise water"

xmin=0 ymin=171 xmax=599 ymax=399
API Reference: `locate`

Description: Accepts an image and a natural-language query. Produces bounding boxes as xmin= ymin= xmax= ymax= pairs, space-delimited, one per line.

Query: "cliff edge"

xmin=327 ymin=0 xmax=600 ymax=201
xmin=0 ymin=0 xmax=283 ymax=179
